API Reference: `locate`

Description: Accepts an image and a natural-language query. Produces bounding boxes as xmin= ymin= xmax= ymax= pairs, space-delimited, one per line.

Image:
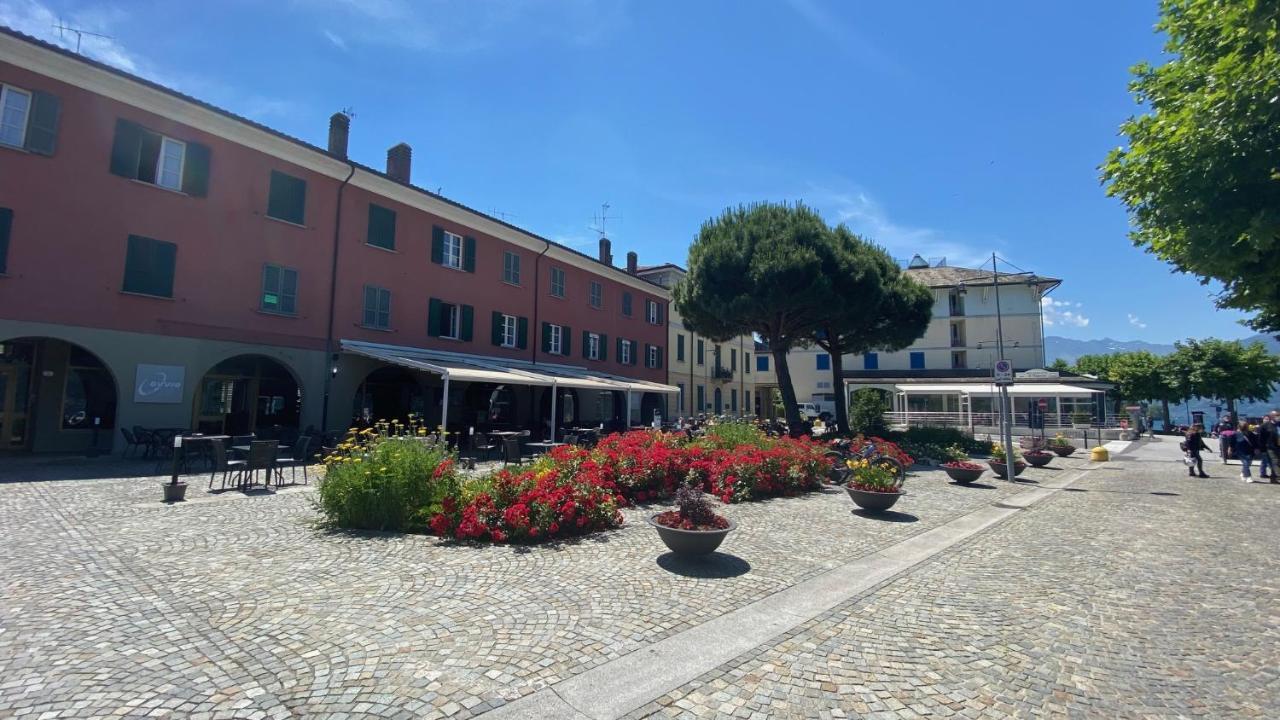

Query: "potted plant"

xmin=650 ymin=476 xmax=735 ymax=556
xmin=1024 ymin=449 xmax=1054 ymax=467
xmin=844 ymin=458 xmax=905 ymax=512
xmin=1048 ymin=433 xmax=1076 ymax=457
xmin=988 ymin=443 xmax=1027 ymax=478
xmin=941 ymin=460 xmax=986 ymax=484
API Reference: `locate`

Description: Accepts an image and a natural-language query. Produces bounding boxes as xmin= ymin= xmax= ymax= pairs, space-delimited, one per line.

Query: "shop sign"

xmin=134 ymin=364 xmax=185 ymax=404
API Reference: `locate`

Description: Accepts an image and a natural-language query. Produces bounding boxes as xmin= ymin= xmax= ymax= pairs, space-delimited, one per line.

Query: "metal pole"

xmin=550 ymin=383 xmax=558 ymax=443
xmin=626 ymin=389 xmax=633 ymax=428
xmin=170 ymin=435 xmax=182 ymax=486
xmin=441 ymin=374 xmax=450 ymax=444
xmin=993 ymin=253 xmax=1014 ymax=480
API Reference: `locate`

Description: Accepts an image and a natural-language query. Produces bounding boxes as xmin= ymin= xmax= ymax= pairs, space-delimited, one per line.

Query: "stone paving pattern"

xmin=630 ymin=439 xmax=1280 ymax=719
xmin=0 ymin=454 xmax=1027 ymax=719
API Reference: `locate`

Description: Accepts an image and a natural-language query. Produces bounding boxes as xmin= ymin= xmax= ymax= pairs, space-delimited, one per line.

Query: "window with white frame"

xmin=156 ymin=137 xmax=186 ymax=191
xmin=646 ymin=299 xmax=660 ymax=324
xmin=0 ymin=85 xmax=31 ymax=148
xmin=438 ymin=301 xmax=461 ymax=339
xmin=550 ymin=267 xmax=565 ymax=297
xmin=500 ymin=313 xmax=517 ymax=348
xmin=620 ymin=339 xmax=632 ymax=365
xmin=587 ymin=332 xmax=601 ymax=360
xmin=503 ymin=251 xmax=520 ymax=285
xmin=589 ymin=281 xmax=602 ymax=308
xmin=442 ymin=231 xmax=463 ymax=269
xmin=549 ymin=323 xmax=564 ymax=354
xmin=647 ymin=345 xmax=659 ymax=368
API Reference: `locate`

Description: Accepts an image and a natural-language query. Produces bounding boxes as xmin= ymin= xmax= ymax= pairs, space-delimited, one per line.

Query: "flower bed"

xmin=941 ymin=460 xmax=984 ymax=471
xmin=318 ymin=430 xmax=461 ymax=532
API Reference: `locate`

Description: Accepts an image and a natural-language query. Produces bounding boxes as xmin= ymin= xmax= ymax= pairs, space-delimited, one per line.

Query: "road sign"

xmin=1038 ymin=399 xmax=1048 ymax=411
xmin=994 ymin=359 xmax=1013 ymax=385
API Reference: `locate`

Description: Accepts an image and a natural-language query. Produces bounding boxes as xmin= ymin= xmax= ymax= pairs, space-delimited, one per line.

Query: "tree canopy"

xmin=1101 ymin=0 xmax=1280 ymax=332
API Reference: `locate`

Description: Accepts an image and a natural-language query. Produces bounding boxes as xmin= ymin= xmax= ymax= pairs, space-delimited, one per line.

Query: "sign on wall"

xmin=134 ymin=364 xmax=185 ymax=404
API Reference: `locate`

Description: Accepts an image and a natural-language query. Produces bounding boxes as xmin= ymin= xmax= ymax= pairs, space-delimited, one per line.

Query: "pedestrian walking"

xmin=1258 ymin=414 xmax=1277 ymax=480
xmin=1234 ymin=420 xmax=1258 ymax=483
xmin=1183 ymin=424 xmax=1210 ymax=478
xmin=1265 ymin=411 xmax=1280 ymax=484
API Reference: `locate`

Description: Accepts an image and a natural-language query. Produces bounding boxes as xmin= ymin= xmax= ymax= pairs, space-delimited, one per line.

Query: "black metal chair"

xmin=278 ymin=435 xmax=313 ymax=485
xmin=133 ymin=426 xmax=160 ymax=458
xmin=564 ymin=434 xmax=580 ymax=446
xmin=502 ymin=437 xmax=523 ymax=466
xmin=120 ymin=428 xmax=145 ymax=458
xmin=471 ymin=433 xmax=498 ymax=462
xmin=208 ymin=439 xmax=247 ymax=490
xmin=242 ymin=440 xmax=278 ymax=490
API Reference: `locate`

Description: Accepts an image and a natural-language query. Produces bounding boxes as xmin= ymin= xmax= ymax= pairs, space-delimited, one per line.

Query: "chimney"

xmin=387 ymin=143 xmax=412 ymax=183
xmin=626 ymin=251 xmax=638 ymax=274
xmin=327 ymin=112 xmax=350 ymax=158
xmin=599 ymin=237 xmax=613 ymax=265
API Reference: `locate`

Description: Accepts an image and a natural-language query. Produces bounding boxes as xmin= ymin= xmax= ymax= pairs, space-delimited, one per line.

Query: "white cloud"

xmin=1127 ymin=313 xmax=1147 ymax=329
xmin=1042 ymin=297 xmax=1090 ymax=328
xmin=292 ymin=0 xmax=628 ymax=52
xmin=322 ymin=29 xmax=347 ymax=51
xmin=0 ymin=0 xmax=144 ymax=75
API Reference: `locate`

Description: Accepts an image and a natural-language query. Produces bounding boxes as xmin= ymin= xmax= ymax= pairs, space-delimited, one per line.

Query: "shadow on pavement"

xmin=950 ymin=482 xmax=997 ymax=490
xmin=656 ymin=552 xmax=751 ymax=578
xmin=850 ymin=509 xmax=919 ymax=523
xmin=1061 ymin=488 xmax=1182 ymax=497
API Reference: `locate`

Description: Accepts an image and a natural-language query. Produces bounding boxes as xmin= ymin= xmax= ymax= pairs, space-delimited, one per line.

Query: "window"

xmin=696 ymin=385 xmax=705 ymax=412
xmin=910 ymin=351 xmax=925 ymax=369
xmin=503 ymin=251 xmax=521 ymax=284
xmin=645 ymin=299 xmax=662 ymax=324
xmin=491 ymin=312 xmax=527 ymax=349
xmin=745 ymin=352 xmax=751 ymax=374
xmin=587 ymin=332 xmax=601 ymax=360
xmin=500 ymin=314 xmax=517 ymax=348
xmin=676 ymin=335 xmax=685 ymax=362
xmin=549 ymin=324 xmax=563 ymax=354
xmin=731 ymin=389 xmax=738 ymax=412
xmin=0 ymin=84 xmax=58 ymax=155
xmin=677 ymin=383 xmax=686 ymax=414
xmin=696 ymin=339 xmax=705 ymax=365
xmin=731 ymin=348 xmax=738 ymax=371
xmin=121 ymin=234 xmax=176 ymax=298
xmin=429 ymin=298 xmax=473 ymax=340
xmin=362 ymin=285 xmax=391 ymax=329
xmin=863 ymin=353 xmax=878 ymax=370
xmin=816 ymin=353 xmax=830 ymax=371
xmin=260 ymin=264 xmax=297 ymax=314
xmin=0 ymin=207 xmax=12 ymax=274
xmin=367 ymin=203 xmax=396 ymax=250
xmin=757 ymin=355 xmax=769 ymax=372
xmin=550 ymin=267 xmax=565 ymax=297
xmin=622 ymin=292 xmax=632 ymax=316
xmin=109 ymin=119 xmax=210 ymax=195
xmin=620 ymin=339 xmax=633 ymax=365
xmin=541 ymin=322 xmax=571 ymax=355
xmin=267 ymin=170 xmax=306 ymax=224
xmin=951 ymin=351 xmax=967 ymax=370
xmin=589 ymin=281 xmax=602 ymax=308
xmin=646 ymin=344 xmax=661 ymax=369
xmin=442 ymin=231 xmax=463 ymax=269
xmin=0 ymin=85 xmax=30 ymax=147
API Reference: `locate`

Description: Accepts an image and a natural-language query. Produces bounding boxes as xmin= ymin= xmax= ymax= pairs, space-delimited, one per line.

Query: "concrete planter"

xmin=161 ymin=482 xmax=188 ymax=503
xmin=943 ymin=466 xmax=985 ymax=484
xmin=649 ymin=514 xmax=735 ymax=556
xmin=845 ymin=486 xmax=903 ymax=512
xmin=988 ymin=461 xmax=1027 ymax=478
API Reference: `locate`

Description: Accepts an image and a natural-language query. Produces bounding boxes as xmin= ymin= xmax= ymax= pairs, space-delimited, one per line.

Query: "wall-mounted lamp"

xmin=330 ymin=353 xmax=340 ymax=377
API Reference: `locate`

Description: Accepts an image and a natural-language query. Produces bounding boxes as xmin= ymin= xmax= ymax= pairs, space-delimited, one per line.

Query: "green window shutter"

xmin=427 ymin=298 xmax=442 ymax=336
xmin=280 ymin=268 xmax=297 ymax=313
xmin=491 ymin=311 xmax=504 ymax=346
xmin=582 ymin=330 xmax=590 ymax=359
xmin=0 ymin=207 xmax=12 ymax=274
xmin=631 ymin=340 xmax=638 ymax=365
xmin=658 ymin=346 xmax=664 ymax=369
xmin=657 ymin=303 xmax=664 ymax=325
xmin=368 ymin=204 xmax=396 ymax=250
xmin=599 ymin=333 xmax=608 ymax=362
xmin=541 ymin=322 xmax=552 ymax=352
xmin=430 ymin=226 xmax=444 ymax=264
xmin=109 ymin=118 xmax=143 ymax=178
xmin=460 ymin=304 xmax=474 ymax=341
xmin=462 ymin=236 xmax=476 ymax=272
xmin=24 ymin=91 xmax=60 ymax=156
xmin=122 ymin=234 xmax=176 ymax=298
xmin=267 ymin=170 xmax=306 ymax=224
xmin=261 ymin=264 xmax=279 ymax=310
xmin=562 ymin=326 xmax=572 ymax=356
xmin=517 ymin=317 xmax=529 ymax=349
xmin=181 ymin=141 xmax=211 ymax=197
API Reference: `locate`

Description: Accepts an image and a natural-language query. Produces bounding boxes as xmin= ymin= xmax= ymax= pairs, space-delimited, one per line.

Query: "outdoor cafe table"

xmin=167 ymin=434 xmax=229 ymax=474
xmin=525 ymin=441 xmax=565 ymax=453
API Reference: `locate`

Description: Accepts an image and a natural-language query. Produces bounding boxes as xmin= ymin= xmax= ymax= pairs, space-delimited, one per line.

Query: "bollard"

xmin=1090 ymin=445 xmax=1109 ymax=462
xmin=163 ymin=435 xmax=188 ymax=502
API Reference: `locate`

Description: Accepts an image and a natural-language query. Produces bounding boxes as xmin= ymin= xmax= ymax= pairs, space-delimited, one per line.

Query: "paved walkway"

xmin=1 ymin=438 xmax=1277 ymax=718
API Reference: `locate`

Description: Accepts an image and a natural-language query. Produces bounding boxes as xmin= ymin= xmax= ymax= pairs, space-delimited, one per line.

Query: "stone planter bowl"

xmin=943 ymin=466 xmax=985 ymax=484
xmin=988 ymin=460 xmax=1028 ymax=478
xmin=649 ymin=514 xmax=736 ymax=556
xmin=1050 ymin=445 xmax=1075 ymax=457
xmin=845 ymin=486 xmax=903 ymax=512
xmin=1024 ymin=452 xmax=1053 ymax=468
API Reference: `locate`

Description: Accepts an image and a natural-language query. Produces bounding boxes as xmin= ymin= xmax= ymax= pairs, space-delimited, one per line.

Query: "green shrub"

xmin=893 ymin=426 xmax=992 ymax=455
xmin=317 ymin=432 xmax=461 ymax=532
xmin=700 ymin=422 xmax=768 ymax=450
xmin=849 ymin=389 xmax=889 ymax=435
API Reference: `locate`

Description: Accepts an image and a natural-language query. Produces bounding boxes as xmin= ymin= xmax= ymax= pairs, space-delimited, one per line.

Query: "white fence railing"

xmin=883 ymin=411 xmax=1121 ymax=429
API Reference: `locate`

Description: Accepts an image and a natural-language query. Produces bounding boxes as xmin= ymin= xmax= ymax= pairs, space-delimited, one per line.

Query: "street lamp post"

xmin=992 ymin=253 xmax=1015 ymax=481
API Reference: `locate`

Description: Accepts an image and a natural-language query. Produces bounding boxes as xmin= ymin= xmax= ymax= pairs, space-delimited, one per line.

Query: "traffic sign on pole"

xmin=994 ymin=359 xmax=1014 ymax=385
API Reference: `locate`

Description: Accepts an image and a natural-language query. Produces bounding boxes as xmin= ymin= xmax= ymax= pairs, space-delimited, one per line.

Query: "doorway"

xmin=194 ymin=355 xmax=301 ymax=435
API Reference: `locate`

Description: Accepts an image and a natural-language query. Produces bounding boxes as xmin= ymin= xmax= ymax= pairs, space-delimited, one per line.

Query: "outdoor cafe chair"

xmin=120 ymin=428 xmax=146 ymax=458
xmin=502 ymin=437 xmax=523 ymax=466
xmin=278 ymin=435 xmax=313 ymax=485
xmin=208 ymin=439 xmax=247 ymax=491
xmin=564 ymin=433 xmax=580 ymax=446
xmin=471 ymin=433 xmax=498 ymax=462
xmin=243 ymin=440 xmax=279 ymax=490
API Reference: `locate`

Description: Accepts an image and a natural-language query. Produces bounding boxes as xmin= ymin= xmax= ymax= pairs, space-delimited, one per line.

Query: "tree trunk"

xmin=1161 ymin=399 xmax=1171 ymax=431
xmin=829 ymin=347 xmax=850 ymax=435
xmin=1227 ymin=397 xmax=1237 ymax=417
xmin=772 ymin=345 xmax=803 ymax=429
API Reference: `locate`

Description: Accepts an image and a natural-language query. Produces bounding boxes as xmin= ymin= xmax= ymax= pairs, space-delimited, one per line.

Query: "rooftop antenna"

xmin=340 ymin=107 xmax=357 ymax=120
xmin=53 ymin=20 xmax=113 ymax=54
xmin=588 ymin=202 xmax=621 ymax=239
xmin=491 ymin=208 xmax=516 ymax=222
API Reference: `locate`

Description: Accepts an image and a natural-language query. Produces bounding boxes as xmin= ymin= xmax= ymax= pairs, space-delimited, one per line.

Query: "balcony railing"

xmin=950 ymin=337 xmax=966 ymax=348
xmin=711 ymin=366 xmax=733 ymax=381
xmin=949 ymin=303 xmax=965 ymax=317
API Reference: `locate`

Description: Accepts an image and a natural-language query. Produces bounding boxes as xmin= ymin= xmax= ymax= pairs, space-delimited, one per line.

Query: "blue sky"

xmin=1 ymin=0 xmax=1256 ymax=343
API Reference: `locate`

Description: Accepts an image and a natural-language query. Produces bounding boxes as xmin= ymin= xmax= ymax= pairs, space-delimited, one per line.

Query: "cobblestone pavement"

xmin=630 ymin=437 xmax=1280 ymax=719
xmin=0 ymin=453 xmax=1030 ymax=719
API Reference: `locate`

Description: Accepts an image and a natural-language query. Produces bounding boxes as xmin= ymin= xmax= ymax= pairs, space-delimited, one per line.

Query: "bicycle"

xmin=823 ymin=438 xmax=907 ymax=485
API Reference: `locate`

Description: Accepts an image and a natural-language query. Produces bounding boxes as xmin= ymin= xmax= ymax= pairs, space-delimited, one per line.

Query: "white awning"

xmin=340 ymin=339 xmax=679 ymax=394
xmin=892 ymin=383 xmax=1098 ymax=397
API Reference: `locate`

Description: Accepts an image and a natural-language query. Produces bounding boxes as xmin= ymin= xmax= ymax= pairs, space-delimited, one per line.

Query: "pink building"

xmin=0 ymin=27 xmax=673 ymax=453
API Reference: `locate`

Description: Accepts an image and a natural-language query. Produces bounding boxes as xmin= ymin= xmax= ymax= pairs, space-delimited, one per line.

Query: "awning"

xmin=891 ymin=383 xmax=1099 ymax=397
xmin=340 ymin=339 xmax=679 ymax=394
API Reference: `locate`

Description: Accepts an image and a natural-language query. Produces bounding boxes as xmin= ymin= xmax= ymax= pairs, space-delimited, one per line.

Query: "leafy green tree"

xmin=674 ymin=202 xmax=834 ymax=427
xmin=810 ymin=226 xmax=933 ymax=433
xmin=1047 ymin=358 xmax=1072 ymax=373
xmin=1173 ymin=338 xmax=1280 ymax=416
xmin=848 ymin=388 xmax=889 ymax=436
xmin=1109 ymin=350 xmax=1180 ymax=425
xmin=1102 ymin=0 xmax=1280 ymax=332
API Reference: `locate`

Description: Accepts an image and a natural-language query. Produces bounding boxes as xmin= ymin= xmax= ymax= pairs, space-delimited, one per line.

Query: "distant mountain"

xmin=1045 ymin=334 xmax=1280 ymax=423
